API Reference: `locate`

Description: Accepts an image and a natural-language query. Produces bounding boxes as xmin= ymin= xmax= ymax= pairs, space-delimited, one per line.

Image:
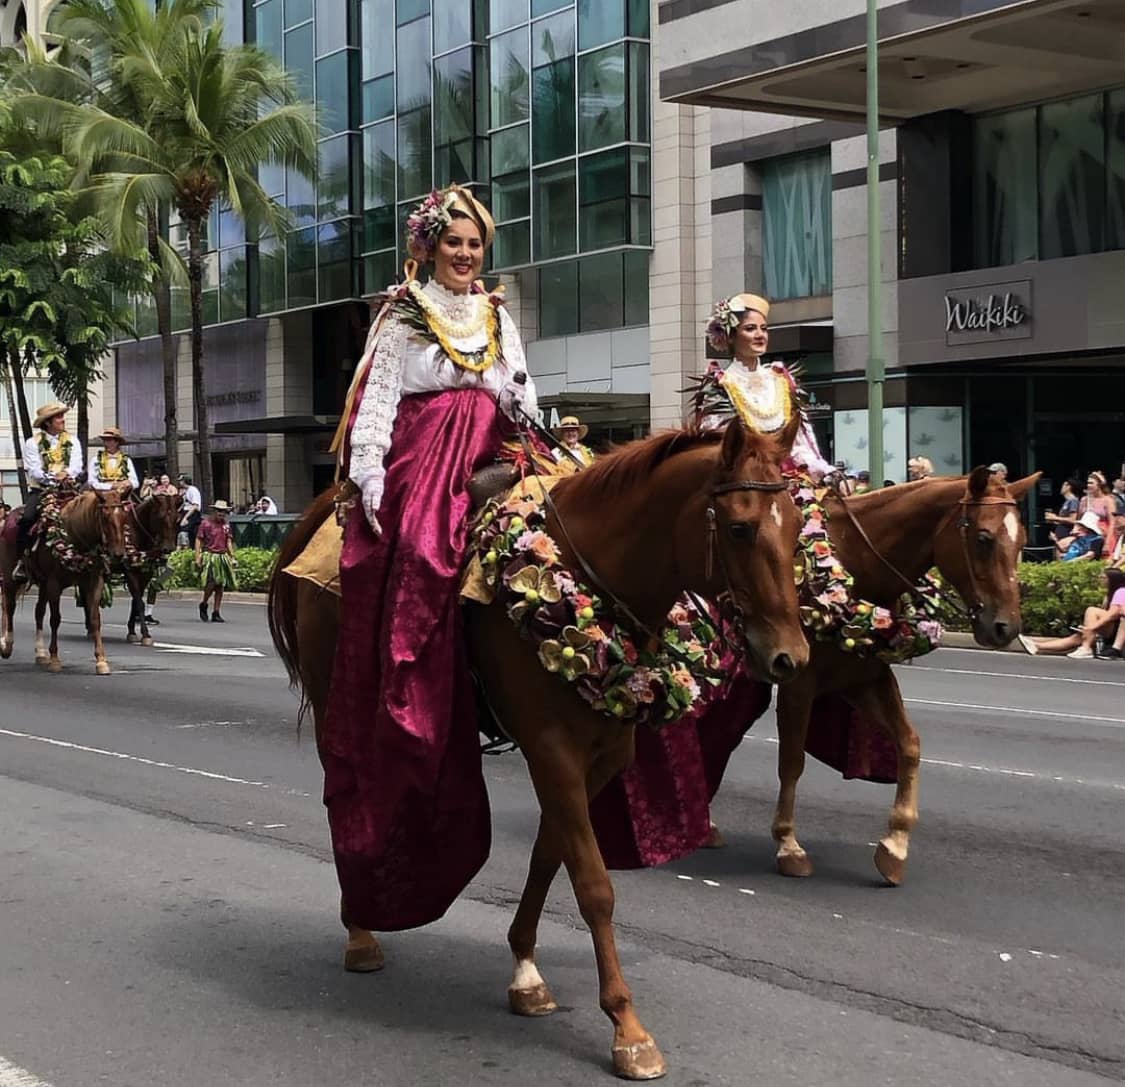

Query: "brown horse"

xmin=119 ymin=492 xmax=182 ymax=646
xmin=0 ymin=489 xmax=128 ymax=674
xmin=766 ymin=467 xmax=1039 ymax=886
xmin=268 ymin=418 xmax=810 ymax=1081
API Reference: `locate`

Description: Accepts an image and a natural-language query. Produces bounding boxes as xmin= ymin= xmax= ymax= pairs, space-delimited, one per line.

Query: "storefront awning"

xmin=661 ymin=0 xmax=1125 ymax=121
xmin=214 ymin=415 xmax=340 ymax=435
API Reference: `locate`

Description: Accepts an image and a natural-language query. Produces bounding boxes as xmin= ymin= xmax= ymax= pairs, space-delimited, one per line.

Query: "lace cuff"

xmin=498 ymin=306 xmax=538 ymax=420
xmin=347 ymin=315 xmax=409 ymax=513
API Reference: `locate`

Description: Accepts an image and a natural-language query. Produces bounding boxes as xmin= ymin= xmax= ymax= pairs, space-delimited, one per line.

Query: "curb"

xmin=940 ymin=631 xmax=1024 ymax=653
xmin=160 ymin=590 xmax=268 ymax=605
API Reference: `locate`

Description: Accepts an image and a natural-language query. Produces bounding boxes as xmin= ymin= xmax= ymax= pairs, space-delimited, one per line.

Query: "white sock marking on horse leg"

xmin=510 ymin=955 xmax=546 ymax=991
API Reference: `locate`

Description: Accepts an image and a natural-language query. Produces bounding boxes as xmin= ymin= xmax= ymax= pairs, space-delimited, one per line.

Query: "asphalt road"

xmin=1 ymin=598 xmax=1122 ymax=1086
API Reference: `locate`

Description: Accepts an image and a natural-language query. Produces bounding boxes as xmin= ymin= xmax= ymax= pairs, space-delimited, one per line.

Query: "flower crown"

xmin=405 ymin=189 xmax=459 ymax=257
xmin=705 ymin=296 xmax=750 ymax=352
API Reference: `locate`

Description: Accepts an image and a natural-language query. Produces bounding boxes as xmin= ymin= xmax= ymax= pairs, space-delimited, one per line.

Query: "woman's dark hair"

xmin=1104 ymin=567 xmax=1125 ymax=599
xmin=1064 ymin=478 xmax=1081 ymax=495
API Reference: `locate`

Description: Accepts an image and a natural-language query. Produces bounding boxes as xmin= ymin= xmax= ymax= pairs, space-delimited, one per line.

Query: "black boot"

xmin=211 ymin=612 xmax=224 ymax=623
xmin=199 ymin=602 xmax=208 ymax=622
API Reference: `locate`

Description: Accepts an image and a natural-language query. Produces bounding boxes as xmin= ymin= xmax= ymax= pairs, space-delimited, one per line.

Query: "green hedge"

xmin=163 ymin=547 xmax=278 ymax=593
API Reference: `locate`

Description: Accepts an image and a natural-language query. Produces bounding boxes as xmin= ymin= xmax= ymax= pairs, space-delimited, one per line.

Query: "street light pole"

xmin=865 ymin=0 xmax=885 ymax=488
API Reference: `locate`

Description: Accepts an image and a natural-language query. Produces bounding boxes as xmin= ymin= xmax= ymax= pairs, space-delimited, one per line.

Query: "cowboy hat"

xmin=211 ymin=500 xmax=231 ymax=512
xmin=552 ymin=416 xmax=588 ymax=440
xmin=33 ymin=401 xmax=69 ymax=429
xmin=99 ymin=426 xmax=127 ymax=444
xmin=1077 ymin=510 xmax=1103 ymax=533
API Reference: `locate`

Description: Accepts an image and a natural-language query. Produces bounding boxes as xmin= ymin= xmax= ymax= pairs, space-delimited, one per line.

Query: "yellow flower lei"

xmin=97 ymin=449 xmax=130 ymax=482
xmin=406 ymin=281 xmax=502 ymax=374
xmin=722 ymin=368 xmax=792 ymax=433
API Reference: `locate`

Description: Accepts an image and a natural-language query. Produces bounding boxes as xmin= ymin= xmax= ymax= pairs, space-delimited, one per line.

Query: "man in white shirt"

xmin=14 ymin=401 xmax=84 ymax=581
xmin=178 ymin=474 xmax=203 ymax=546
xmin=88 ymin=427 xmax=140 ymax=492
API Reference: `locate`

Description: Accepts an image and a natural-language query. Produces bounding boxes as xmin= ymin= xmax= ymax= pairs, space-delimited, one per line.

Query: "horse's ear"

xmin=1007 ymin=471 xmax=1041 ymax=501
xmin=967 ymin=465 xmax=991 ymax=499
xmin=720 ymin=418 xmax=747 ymax=471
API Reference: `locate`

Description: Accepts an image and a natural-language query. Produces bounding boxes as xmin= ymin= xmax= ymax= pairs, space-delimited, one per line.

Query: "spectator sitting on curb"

xmin=1018 ymin=568 xmax=1125 ymax=660
xmin=1057 ymin=511 xmax=1104 ymax=562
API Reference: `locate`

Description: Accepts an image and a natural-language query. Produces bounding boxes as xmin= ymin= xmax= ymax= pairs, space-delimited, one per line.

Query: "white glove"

xmin=497 ymin=380 xmax=527 ymax=421
xmin=361 ymin=482 xmax=383 ymax=536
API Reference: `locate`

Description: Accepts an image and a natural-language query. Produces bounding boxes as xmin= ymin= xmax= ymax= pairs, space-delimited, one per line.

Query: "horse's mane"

xmin=553 ymin=429 xmax=725 ymax=506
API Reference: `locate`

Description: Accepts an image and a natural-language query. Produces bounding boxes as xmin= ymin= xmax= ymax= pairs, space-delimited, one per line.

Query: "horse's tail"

xmin=267 ymin=485 xmax=340 ymax=698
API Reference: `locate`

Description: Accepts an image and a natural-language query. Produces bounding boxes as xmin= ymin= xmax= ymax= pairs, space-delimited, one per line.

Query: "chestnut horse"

xmin=766 ymin=467 xmax=1038 ymax=886
xmin=268 ymin=419 xmax=810 ymax=1081
xmin=0 ymin=489 xmax=129 ymax=674
xmin=119 ymin=493 xmax=182 ymax=646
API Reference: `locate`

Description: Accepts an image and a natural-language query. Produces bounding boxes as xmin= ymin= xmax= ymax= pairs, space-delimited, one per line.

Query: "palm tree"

xmin=14 ymin=0 xmax=213 ymax=477
xmin=67 ymin=21 xmax=317 ymax=504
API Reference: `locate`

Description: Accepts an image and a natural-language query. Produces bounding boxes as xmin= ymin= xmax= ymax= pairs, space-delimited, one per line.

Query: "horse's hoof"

xmin=0 ymin=643 xmax=11 ymax=660
xmin=47 ymin=659 xmax=63 ymax=674
xmin=776 ymin=851 xmax=814 ymax=878
xmin=874 ymin=841 xmax=906 ymax=887
xmin=508 ymin=983 xmax=558 ymax=1017
xmin=126 ymin=633 xmax=141 ymax=644
xmin=343 ymin=941 xmax=385 ymax=973
xmin=35 ymin=654 xmax=49 ymax=667
xmin=702 ymin=822 xmax=726 ymax=849
xmin=612 ymin=1036 xmax=667 ymax=1081
xmin=95 ymin=661 xmax=111 ymax=676
xmin=141 ymin=637 xmax=154 ymax=648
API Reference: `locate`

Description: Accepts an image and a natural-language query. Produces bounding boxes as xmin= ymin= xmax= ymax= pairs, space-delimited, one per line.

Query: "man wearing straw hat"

xmin=194 ymin=499 xmax=238 ymax=622
xmin=88 ymin=426 xmax=139 ymax=492
xmin=13 ymin=401 xmax=84 ymax=583
xmin=551 ymin=415 xmax=595 ymax=468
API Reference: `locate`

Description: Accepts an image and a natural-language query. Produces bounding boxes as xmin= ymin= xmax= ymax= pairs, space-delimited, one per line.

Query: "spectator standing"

xmin=257 ymin=494 xmax=279 ymax=515
xmin=988 ymin=462 xmax=1008 ymax=486
xmin=1044 ymin=478 xmax=1082 ymax=542
xmin=1112 ymin=477 xmax=1125 ymax=516
xmin=178 ymin=474 xmax=203 ymax=548
xmin=194 ymin=500 xmax=238 ymax=623
xmin=907 ymin=456 xmax=934 ymax=481
xmin=853 ymin=470 xmax=871 ymax=494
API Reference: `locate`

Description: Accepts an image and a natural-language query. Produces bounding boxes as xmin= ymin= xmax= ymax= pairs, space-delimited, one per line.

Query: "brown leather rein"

xmin=831 ymin=488 xmax=1019 ymax=623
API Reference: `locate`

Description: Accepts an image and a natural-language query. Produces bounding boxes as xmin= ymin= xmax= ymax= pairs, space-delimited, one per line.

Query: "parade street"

xmin=1 ymin=600 xmax=1122 ymax=1087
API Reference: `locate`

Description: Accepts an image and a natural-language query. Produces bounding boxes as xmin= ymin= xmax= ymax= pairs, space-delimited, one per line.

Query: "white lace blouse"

xmin=348 ymin=279 xmax=538 ymax=514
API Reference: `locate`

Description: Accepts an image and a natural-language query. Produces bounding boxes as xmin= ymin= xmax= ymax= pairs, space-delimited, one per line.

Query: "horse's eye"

xmin=729 ymin=522 xmax=751 ymax=542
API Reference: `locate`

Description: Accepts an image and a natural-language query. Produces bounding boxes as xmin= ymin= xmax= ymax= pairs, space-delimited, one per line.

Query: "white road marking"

xmin=153 ymin=642 xmax=264 ymax=658
xmin=999 ymin=952 xmax=1012 ymax=963
xmin=702 ymin=879 xmax=720 ymax=887
xmin=738 ymin=888 xmax=755 ymax=896
xmin=676 ymin=874 xmax=693 ymax=881
xmin=907 ymin=665 xmax=1125 ymax=689
xmin=0 ymin=728 xmax=269 ymax=788
xmin=905 ymin=697 xmax=1125 ymax=729
xmin=0 ymin=1056 xmax=54 ymax=1087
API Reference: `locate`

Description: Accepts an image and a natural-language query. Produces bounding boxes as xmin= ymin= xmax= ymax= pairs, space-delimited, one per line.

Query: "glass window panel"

xmin=316 ymin=51 xmax=353 ymax=134
xmin=972 ymin=108 xmax=1038 ymax=268
xmin=578 ymin=44 xmax=624 ymax=152
xmin=762 ymin=149 xmax=833 ymax=300
xmin=316 ymin=0 xmax=349 ymax=54
xmin=287 ymin=225 xmax=317 ymax=308
xmin=531 ymin=58 xmax=574 ymax=163
xmin=286 ymin=159 xmax=316 ymax=226
xmin=492 ymin=170 xmax=530 ymax=221
xmin=285 ymin=0 xmax=312 ymax=28
xmin=1109 ymin=89 xmax=1125 ymax=252
xmin=434 ymin=47 xmax=474 ymax=145
xmin=433 ymin=0 xmax=471 ymax=52
xmin=580 ymin=146 xmax=626 ymax=203
xmin=361 ymin=0 xmax=395 ymax=77
xmin=259 ymin=159 xmax=286 ymax=198
xmin=135 ymin=293 xmax=157 ymax=338
xmin=532 ymin=0 xmax=568 ymax=15
xmin=629 ymin=145 xmax=649 ymax=196
xmin=318 ymin=134 xmax=353 ymax=219
xmin=627 ymin=0 xmax=648 ymax=37
xmin=218 ymin=203 xmax=245 ymax=248
xmin=364 ymin=119 xmax=397 ymax=207
xmin=578 ymin=251 xmax=622 ymax=331
xmin=629 ymin=195 xmax=650 ymax=245
xmin=493 ymin=220 xmax=530 ymax=267
xmin=627 ymin=42 xmax=649 ymax=143
xmin=202 ymin=288 xmax=219 ymax=326
xmin=580 ymin=199 xmax=625 ymax=249
xmin=363 ymin=205 xmax=396 ymax=250
xmin=258 ymin=234 xmax=286 ymax=313
xmin=490 ymin=0 xmax=527 ymax=33
xmin=490 ymin=27 xmax=529 ymax=128
xmin=397 ymin=107 xmax=433 ymax=197
xmin=220 ymin=0 xmax=245 ymax=44
xmin=363 ymin=74 xmax=395 ymax=121
xmin=170 ymin=286 xmax=190 ymax=332
xmin=396 ymin=18 xmax=432 ymax=109
xmin=256 ymin=0 xmax=282 ymax=59
xmin=531 ymin=9 xmax=574 ymax=67
xmin=397 ymin=0 xmax=429 ymax=23
xmin=435 ymin=139 xmax=476 ymax=187
xmin=318 ymin=220 xmax=353 ymax=300
xmin=538 ymin=259 xmax=577 ymax=336
xmin=533 ymin=160 xmax=576 ymax=260
xmin=1040 ymin=94 xmax=1105 ymax=260
xmin=577 ymin=0 xmax=621 ymax=51
xmin=220 ymin=247 xmax=248 ymax=321
xmin=364 ymin=250 xmax=399 ymax=294
xmin=284 ymin=23 xmax=314 ymax=100
xmin=491 ymin=123 xmax=529 ymax=174
xmin=623 ymin=248 xmax=647 ymax=325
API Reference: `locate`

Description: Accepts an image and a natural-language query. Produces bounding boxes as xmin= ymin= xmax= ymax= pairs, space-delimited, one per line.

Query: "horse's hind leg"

xmin=845 ymin=672 xmax=920 ymax=886
xmin=772 ymin=676 xmax=817 ymax=877
xmin=34 ymin=593 xmax=49 ymax=665
xmin=523 ymin=733 xmax=665 ymax=1081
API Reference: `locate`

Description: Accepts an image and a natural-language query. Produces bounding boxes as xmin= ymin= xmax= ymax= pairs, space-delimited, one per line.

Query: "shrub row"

xmin=162 ymin=546 xmax=279 ymax=593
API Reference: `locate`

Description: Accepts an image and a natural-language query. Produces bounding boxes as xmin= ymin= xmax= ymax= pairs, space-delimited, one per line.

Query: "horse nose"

xmin=770 ymin=652 xmax=799 ymax=683
xmin=993 ymin=619 xmax=1016 ymax=646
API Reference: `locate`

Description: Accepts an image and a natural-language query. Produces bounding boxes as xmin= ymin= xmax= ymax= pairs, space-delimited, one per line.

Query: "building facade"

xmin=113 ymin=0 xmax=656 ymax=511
xmin=653 ymin=0 xmax=1125 ymax=529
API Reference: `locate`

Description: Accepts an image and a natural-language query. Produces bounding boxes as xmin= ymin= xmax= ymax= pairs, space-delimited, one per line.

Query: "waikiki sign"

xmin=944 ymin=280 xmax=1032 ymax=346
